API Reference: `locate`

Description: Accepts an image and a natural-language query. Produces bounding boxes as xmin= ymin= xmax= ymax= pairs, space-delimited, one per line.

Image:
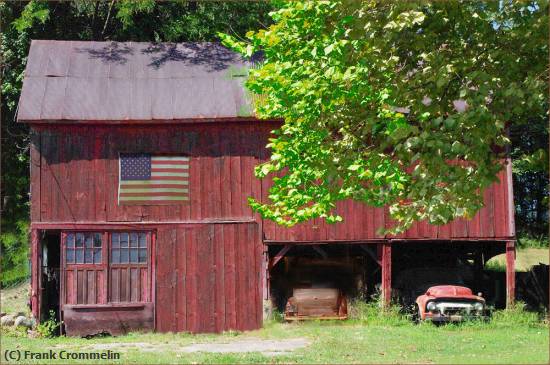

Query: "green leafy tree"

xmin=221 ymin=0 xmax=548 ymax=233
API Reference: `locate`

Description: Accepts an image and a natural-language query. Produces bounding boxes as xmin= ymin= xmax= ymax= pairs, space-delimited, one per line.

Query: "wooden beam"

xmin=269 ymin=245 xmax=292 ymax=270
xmin=360 ymin=244 xmax=381 ymax=266
xmin=311 ymin=245 xmax=328 ymax=259
xmin=505 ymin=240 xmax=516 ymax=307
xmin=30 ymin=229 xmax=40 ymax=322
xmin=378 ymin=241 xmax=392 ymax=308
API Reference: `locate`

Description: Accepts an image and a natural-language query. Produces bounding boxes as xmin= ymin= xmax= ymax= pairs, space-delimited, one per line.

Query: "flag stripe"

xmin=120 ymin=188 xmax=189 ymax=193
xmin=151 ymin=171 xmax=189 ymax=177
xmin=151 ymin=156 xmax=190 ymax=161
xmin=120 ymin=191 xmax=189 ymax=197
xmin=119 ymin=196 xmax=190 ymax=201
xmin=120 ymin=184 xmax=188 ymax=189
xmin=150 ymin=164 xmax=190 ymax=169
xmin=151 ymin=168 xmax=189 ymax=173
xmin=120 ymin=180 xmax=188 ymax=186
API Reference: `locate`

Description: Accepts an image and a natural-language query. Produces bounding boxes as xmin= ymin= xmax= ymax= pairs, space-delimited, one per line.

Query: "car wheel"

xmin=411 ymin=304 xmax=421 ymax=324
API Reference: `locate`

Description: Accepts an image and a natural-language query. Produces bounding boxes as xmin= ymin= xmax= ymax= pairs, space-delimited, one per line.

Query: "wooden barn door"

xmin=61 ymin=232 xmax=108 ymax=306
xmin=155 ymin=222 xmax=262 ymax=333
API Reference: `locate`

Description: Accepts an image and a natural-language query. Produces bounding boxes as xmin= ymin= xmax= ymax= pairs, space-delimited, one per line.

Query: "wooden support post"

xmin=377 ymin=241 xmax=392 ymax=308
xmin=262 ymin=246 xmax=269 ymax=300
xmin=311 ymin=245 xmax=328 ymax=259
xmin=505 ymin=240 xmax=516 ymax=307
xmin=30 ymin=229 xmax=40 ymax=321
xmin=360 ymin=244 xmax=381 ymax=266
xmin=269 ymin=244 xmax=292 ymax=271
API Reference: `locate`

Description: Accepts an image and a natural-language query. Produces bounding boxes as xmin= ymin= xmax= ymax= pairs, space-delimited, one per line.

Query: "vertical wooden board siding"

xmin=185 ymin=227 xmax=198 ymax=332
xmin=30 ymin=230 xmax=40 ymax=319
xmin=225 ymin=223 xmax=237 ymax=329
xmin=65 ymin=270 xmax=74 ymax=304
xmin=110 ymin=269 xmax=119 ymax=303
xmin=76 ymin=270 xmax=85 ymax=304
xmin=215 ymin=224 xmax=226 ymax=332
xmin=94 ymin=128 xmax=106 ymax=221
xmin=39 ymin=130 xmax=52 ymax=221
xmin=155 ymin=228 xmax=176 ymax=332
xmin=30 ymin=131 xmax=41 ymax=221
xmin=86 ymin=271 xmax=95 ymax=304
xmin=175 ymin=227 xmax=187 ymax=332
xmin=97 ymin=270 xmax=107 ymax=304
xmin=452 ymin=218 xmax=469 ymax=238
xmin=154 ymin=223 xmax=261 ymax=333
xmin=140 ymin=268 xmax=148 ymax=302
xmin=130 ymin=268 xmax=138 ymax=302
xmin=494 ymin=169 xmax=508 ymax=237
xmin=120 ymin=268 xmax=128 ymax=303
xmin=486 ymin=186 xmax=495 ymax=237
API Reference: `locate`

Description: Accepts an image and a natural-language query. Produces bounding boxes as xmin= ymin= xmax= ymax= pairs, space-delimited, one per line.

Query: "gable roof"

xmin=17 ymin=40 xmax=256 ymax=123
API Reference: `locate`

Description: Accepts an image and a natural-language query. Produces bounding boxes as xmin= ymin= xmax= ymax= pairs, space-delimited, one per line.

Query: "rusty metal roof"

xmin=17 ymin=40 xmax=256 ymax=122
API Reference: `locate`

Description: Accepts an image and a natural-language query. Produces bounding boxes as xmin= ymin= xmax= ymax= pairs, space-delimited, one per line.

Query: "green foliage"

xmin=349 ymin=299 xmax=410 ymax=326
xmin=222 ymin=0 xmax=549 ymax=233
xmin=517 ymin=233 xmax=549 ymax=249
xmin=36 ymin=310 xmax=61 ymax=338
xmin=11 ymin=0 xmax=49 ymax=32
xmin=490 ymin=302 xmax=546 ymax=328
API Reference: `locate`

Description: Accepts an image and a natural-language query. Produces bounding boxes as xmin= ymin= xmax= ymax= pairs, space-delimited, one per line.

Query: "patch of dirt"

xmin=78 ymin=338 xmax=311 ymax=356
xmin=180 ymin=338 xmax=311 ymax=355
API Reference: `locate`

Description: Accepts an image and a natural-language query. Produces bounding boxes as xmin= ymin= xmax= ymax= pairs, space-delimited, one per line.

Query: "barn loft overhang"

xmin=17 ymin=40 xmax=261 ymax=123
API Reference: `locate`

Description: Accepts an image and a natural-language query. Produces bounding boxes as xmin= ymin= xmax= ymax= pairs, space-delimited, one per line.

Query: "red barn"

xmin=18 ymin=40 xmax=516 ymax=335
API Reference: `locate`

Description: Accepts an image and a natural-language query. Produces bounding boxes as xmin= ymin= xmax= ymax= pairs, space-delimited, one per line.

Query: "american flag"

xmin=119 ymin=154 xmax=189 ymax=204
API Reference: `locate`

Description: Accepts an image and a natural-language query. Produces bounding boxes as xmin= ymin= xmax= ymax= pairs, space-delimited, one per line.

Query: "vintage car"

xmin=284 ymin=288 xmax=348 ymax=321
xmin=415 ymin=285 xmax=486 ymax=322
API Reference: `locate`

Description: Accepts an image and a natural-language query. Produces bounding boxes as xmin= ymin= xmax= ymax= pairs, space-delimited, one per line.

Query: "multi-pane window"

xmin=65 ymin=232 xmax=102 ymax=264
xmin=63 ymin=230 xmax=151 ymax=305
xmin=111 ymin=232 xmax=148 ymax=264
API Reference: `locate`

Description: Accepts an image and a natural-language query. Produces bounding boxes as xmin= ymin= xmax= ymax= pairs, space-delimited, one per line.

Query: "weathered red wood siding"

xmin=31 ymin=121 xmax=514 ymax=241
xmin=262 ymin=162 xmax=515 ymax=242
xmin=32 ymin=122 xmax=268 ymax=223
xmin=155 ymin=222 xmax=262 ymax=333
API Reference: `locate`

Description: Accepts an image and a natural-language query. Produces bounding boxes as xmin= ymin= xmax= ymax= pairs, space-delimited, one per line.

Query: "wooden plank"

xmin=186 ymin=227 xmax=198 ymax=332
xmin=215 ymin=224 xmax=225 ymax=332
xmin=269 ymin=245 xmax=292 ymax=270
xmin=493 ymin=169 xmax=507 ymax=237
xmin=175 ymin=227 xmax=187 ymax=332
xmin=130 ymin=268 xmax=139 ymax=302
xmin=87 ymin=270 xmax=95 ymax=304
xmin=30 ymin=229 xmax=40 ymax=319
xmin=378 ymin=242 xmax=392 ymax=307
xmin=110 ymin=269 xmax=119 ymax=303
xmin=234 ymin=223 xmax=244 ymax=330
xmin=30 ymin=131 xmax=41 ymax=222
xmin=481 ymin=184 xmax=495 ymax=237
xmin=254 ymin=223 xmax=263 ymax=329
xmin=243 ymin=224 xmax=253 ymax=330
xmin=505 ymin=159 xmax=516 ymax=238
xmin=506 ymin=241 xmax=516 ymax=307
xmin=63 ymin=303 xmax=154 ymax=337
xmin=225 ymin=223 xmax=237 ymax=329
xmin=77 ymin=270 xmax=85 ymax=304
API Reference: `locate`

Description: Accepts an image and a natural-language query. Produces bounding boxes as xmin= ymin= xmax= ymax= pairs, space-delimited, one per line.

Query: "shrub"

xmin=349 ymin=293 xmax=411 ymax=326
xmin=36 ymin=310 xmax=61 ymax=338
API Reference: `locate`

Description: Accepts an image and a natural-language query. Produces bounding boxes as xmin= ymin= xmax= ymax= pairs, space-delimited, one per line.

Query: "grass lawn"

xmin=1 ymin=313 xmax=548 ymax=364
xmin=486 ymin=248 xmax=549 ymax=271
xmin=1 ymin=282 xmax=30 ymax=315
